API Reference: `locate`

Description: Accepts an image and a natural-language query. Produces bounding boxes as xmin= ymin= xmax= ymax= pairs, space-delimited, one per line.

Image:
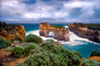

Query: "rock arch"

xmin=48 ymin=31 xmax=55 ymax=37
xmin=39 ymin=23 xmax=70 ymax=41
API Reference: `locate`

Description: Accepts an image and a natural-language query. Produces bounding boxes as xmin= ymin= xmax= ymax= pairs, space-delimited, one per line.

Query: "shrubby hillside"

xmin=14 ymin=34 xmax=99 ymax=66
xmin=0 ymin=34 xmax=99 ymax=66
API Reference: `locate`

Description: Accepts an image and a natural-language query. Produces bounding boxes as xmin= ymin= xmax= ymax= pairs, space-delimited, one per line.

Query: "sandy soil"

xmin=88 ymin=56 xmax=100 ymax=62
xmin=0 ymin=49 xmax=10 ymax=58
xmin=2 ymin=57 xmax=26 ymax=66
xmin=0 ymin=48 xmax=26 ymax=66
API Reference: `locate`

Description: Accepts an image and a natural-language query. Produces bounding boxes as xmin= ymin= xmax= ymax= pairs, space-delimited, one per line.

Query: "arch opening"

xmin=48 ymin=31 xmax=55 ymax=38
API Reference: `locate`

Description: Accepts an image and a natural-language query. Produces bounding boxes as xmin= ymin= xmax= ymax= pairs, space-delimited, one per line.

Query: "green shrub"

xmin=46 ymin=39 xmax=54 ymax=42
xmin=54 ymin=41 xmax=61 ymax=46
xmin=15 ymin=40 xmax=99 ymax=66
xmin=24 ymin=34 xmax=43 ymax=44
xmin=57 ymin=46 xmax=68 ymax=54
xmin=90 ymin=50 xmax=100 ymax=56
xmin=14 ymin=37 xmax=23 ymax=42
xmin=0 ymin=38 xmax=11 ymax=49
xmin=68 ymin=50 xmax=82 ymax=66
xmin=11 ymin=46 xmax=24 ymax=58
xmin=11 ymin=43 xmax=37 ymax=57
xmin=40 ymin=41 xmax=58 ymax=54
xmin=16 ymin=51 xmax=68 ymax=66
xmin=5 ymin=40 xmax=11 ymax=47
xmin=23 ymin=43 xmax=37 ymax=56
xmin=80 ymin=58 xmax=99 ymax=66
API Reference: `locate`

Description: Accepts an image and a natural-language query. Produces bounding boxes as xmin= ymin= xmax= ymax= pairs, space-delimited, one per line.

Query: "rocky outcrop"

xmin=68 ymin=24 xmax=100 ymax=43
xmin=0 ymin=22 xmax=25 ymax=41
xmin=39 ymin=23 xmax=69 ymax=41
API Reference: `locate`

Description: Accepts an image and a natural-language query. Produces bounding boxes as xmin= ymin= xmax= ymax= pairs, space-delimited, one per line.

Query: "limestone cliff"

xmin=39 ymin=23 xmax=69 ymax=41
xmin=68 ymin=24 xmax=100 ymax=43
xmin=0 ymin=22 xmax=25 ymax=41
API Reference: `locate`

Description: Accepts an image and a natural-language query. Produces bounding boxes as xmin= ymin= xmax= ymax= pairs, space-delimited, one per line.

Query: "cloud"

xmin=0 ymin=0 xmax=100 ymax=23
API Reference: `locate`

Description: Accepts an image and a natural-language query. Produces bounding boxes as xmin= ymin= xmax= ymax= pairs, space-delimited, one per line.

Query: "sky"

xmin=0 ymin=0 xmax=100 ymax=23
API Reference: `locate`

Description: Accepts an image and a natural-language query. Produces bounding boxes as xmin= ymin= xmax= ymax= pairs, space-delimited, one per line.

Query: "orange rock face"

xmin=68 ymin=24 xmax=100 ymax=43
xmin=39 ymin=23 xmax=70 ymax=41
xmin=0 ymin=22 xmax=25 ymax=41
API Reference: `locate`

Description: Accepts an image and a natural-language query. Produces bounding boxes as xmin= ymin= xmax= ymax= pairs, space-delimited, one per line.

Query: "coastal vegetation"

xmin=24 ymin=34 xmax=43 ymax=44
xmin=0 ymin=38 xmax=11 ymax=49
xmin=90 ymin=50 xmax=100 ymax=56
xmin=9 ymin=34 xmax=100 ymax=66
xmin=11 ymin=43 xmax=37 ymax=57
xmin=53 ymin=25 xmax=64 ymax=29
xmin=0 ymin=22 xmax=20 ymax=31
xmin=0 ymin=34 xmax=100 ymax=66
xmin=11 ymin=37 xmax=23 ymax=42
xmin=73 ymin=22 xmax=100 ymax=30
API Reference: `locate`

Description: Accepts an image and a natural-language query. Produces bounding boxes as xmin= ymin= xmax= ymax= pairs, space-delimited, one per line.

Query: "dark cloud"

xmin=0 ymin=0 xmax=100 ymax=23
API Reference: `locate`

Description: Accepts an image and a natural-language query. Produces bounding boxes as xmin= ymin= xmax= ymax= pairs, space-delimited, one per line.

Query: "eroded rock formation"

xmin=68 ymin=24 xmax=100 ymax=43
xmin=0 ymin=22 xmax=25 ymax=41
xmin=39 ymin=23 xmax=69 ymax=41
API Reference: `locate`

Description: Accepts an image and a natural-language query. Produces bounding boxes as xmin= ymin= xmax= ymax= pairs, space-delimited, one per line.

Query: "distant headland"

xmin=68 ymin=23 xmax=100 ymax=43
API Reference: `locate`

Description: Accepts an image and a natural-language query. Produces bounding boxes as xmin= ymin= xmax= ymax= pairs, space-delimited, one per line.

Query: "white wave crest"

xmin=26 ymin=30 xmax=57 ymax=41
xmin=64 ymin=26 xmax=69 ymax=28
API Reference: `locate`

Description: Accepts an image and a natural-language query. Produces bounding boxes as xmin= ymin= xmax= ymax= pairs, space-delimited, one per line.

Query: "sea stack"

xmin=39 ymin=23 xmax=70 ymax=41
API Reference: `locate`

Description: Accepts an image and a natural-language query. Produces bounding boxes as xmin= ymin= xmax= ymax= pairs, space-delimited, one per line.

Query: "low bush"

xmin=24 ymin=34 xmax=43 ymax=44
xmin=5 ymin=40 xmax=11 ymax=47
xmin=0 ymin=38 xmax=11 ymax=49
xmin=68 ymin=50 xmax=82 ymax=65
xmin=23 ymin=43 xmax=37 ymax=56
xmin=11 ymin=43 xmax=37 ymax=57
xmin=16 ymin=51 xmax=69 ymax=66
xmin=80 ymin=58 xmax=99 ymax=66
xmin=40 ymin=41 xmax=58 ymax=54
xmin=46 ymin=39 xmax=54 ymax=42
xmin=11 ymin=46 xmax=24 ymax=58
xmin=54 ymin=41 xmax=61 ymax=46
xmin=14 ymin=40 xmax=99 ymax=66
xmin=90 ymin=50 xmax=100 ymax=56
xmin=16 ymin=41 xmax=83 ymax=66
xmin=14 ymin=37 xmax=23 ymax=42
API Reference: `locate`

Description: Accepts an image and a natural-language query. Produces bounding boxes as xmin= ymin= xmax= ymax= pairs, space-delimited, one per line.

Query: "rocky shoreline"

xmin=68 ymin=23 xmax=100 ymax=43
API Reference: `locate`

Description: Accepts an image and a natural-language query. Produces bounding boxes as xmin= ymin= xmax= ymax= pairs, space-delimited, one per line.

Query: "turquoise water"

xmin=19 ymin=23 xmax=100 ymax=58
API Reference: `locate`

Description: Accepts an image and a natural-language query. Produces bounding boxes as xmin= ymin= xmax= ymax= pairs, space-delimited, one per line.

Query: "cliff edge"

xmin=39 ymin=23 xmax=69 ymax=41
xmin=68 ymin=23 xmax=100 ymax=43
xmin=0 ymin=22 xmax=25 ymax=41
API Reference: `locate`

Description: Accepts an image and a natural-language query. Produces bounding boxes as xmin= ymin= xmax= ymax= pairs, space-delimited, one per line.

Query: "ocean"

xmin=19 ymin=23 xmax=100 ymax=58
